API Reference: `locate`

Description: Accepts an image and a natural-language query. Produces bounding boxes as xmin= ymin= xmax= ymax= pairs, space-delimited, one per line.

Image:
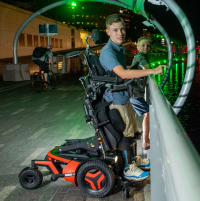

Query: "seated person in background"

xmin=32 ymin=45 xmax=55 ymax=86
xmin=129 ymin=36 xmax=153 ymax=150
xmin=100 ymin=14 xmax=168 ymax=181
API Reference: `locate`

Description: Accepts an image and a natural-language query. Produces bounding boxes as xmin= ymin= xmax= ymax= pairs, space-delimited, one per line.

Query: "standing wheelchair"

xmin=19 ymin=29 xmax=142 ymax=199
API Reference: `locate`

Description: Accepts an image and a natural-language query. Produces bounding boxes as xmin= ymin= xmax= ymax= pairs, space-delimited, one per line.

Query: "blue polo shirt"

xmin=99 ymin=39 xmax=129 ymax=105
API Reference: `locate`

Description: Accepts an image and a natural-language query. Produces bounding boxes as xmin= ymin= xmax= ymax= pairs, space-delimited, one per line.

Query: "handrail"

xmin=148 ymin=76 xmax=200 ymax=201
xmin=149 ymin=17 xmax=173 ymax=89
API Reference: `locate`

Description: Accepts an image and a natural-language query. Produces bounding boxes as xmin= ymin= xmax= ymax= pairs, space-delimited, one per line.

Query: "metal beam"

xmin=161 ymin=0 xmax=196 ymax=114
xmin=13 ymin=0 xmax=69 ymax=64
xmin=149 ymin=17 xmax=173 ymax=89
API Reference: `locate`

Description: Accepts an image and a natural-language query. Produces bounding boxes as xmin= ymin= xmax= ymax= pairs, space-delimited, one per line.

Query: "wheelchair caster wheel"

xmin=123 ymin=188 xmax=129 ymax=199
xmin=19 ymin=168 xmax=43 ymax=190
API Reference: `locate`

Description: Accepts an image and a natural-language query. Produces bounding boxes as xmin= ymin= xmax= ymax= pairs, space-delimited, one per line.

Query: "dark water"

xmin=154 ymin=57 xmax=200 ymax=154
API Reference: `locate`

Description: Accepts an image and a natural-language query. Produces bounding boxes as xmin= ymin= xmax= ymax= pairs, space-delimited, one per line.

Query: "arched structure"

xmin=13 ymin=0 xmax=196 ymax=114
xmin=151 ymin=34 xmax=186 ymax=61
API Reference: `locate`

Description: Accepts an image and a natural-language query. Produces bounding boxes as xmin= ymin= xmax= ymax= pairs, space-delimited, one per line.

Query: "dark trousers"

xmin=33 ymin=60 xmax=48 ymax=73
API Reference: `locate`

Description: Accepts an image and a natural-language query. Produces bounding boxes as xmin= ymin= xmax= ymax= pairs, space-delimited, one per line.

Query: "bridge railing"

xmin=147 ymin=76 xmax=200 ymax=201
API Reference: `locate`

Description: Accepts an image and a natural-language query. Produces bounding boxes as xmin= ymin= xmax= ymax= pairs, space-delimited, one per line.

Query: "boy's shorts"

xmin=109 ymin=102 xmax=138 ymax=138
xmin=130 ymin=97 xmax=149 ymax=116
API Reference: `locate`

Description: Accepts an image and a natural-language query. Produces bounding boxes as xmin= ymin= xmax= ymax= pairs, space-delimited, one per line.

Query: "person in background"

xmin=32 ymin=45 xmax=55 ymax=87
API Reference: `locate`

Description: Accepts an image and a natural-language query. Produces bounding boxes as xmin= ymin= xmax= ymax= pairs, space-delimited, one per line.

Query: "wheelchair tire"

xmin=32 ymin=72 xmax=43 ymax=93
xmin=77 ymin=160 xmax=115 ymax=198
xmin=19 ymin=167 xmax=31 ymax=178
xmin=48 ymin=70 xmax=56 ymax=89
xmin=19 ymin=168 xmax=43 ymax=190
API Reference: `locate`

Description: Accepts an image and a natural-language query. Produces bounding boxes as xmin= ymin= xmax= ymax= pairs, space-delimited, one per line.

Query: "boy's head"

xmin=137 ymin=36 xmax=152 ymax=54
xmin=105 ymin=14 xmax=126 ymax=46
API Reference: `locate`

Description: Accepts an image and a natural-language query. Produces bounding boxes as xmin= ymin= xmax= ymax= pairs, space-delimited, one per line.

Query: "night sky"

xmin=143 ymin=0 xmax=200 ymax=44
xmin=7 ymin=0 xmax=200 ymax=44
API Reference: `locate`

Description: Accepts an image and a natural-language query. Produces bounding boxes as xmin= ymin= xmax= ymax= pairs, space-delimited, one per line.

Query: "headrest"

xmin=92 ymin=29 xmax=108 ymax=44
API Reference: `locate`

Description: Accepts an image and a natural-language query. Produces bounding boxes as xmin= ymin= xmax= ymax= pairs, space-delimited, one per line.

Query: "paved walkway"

xmin=0 ymin=73 xmax=150 ymax=201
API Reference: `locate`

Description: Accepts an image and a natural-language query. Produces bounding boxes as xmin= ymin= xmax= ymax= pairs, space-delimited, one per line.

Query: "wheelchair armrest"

xmin=109 ymin=79 xmax=136 ymax=92
xmin=112 ymin=85 xmax=127 ymax=91
xmin=91 ymin=76 xmax=123 ymax=83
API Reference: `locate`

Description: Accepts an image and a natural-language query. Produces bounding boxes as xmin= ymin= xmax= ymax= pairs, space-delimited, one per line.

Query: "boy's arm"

xmin=137 ymin=53 xmax=151 ymax=69
xmin=143 ymin=63 xmax=151 ymax=69
xmin=112 ymin=64 xmax=167 ymax=79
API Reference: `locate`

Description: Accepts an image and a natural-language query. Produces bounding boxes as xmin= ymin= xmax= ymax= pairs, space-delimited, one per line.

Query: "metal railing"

xmin=148 ymin=76 xmax=200 ymax=201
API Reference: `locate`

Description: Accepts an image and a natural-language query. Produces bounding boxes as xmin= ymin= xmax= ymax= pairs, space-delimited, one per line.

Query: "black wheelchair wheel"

xmin=32 ymin=72 xmax=43 ymax=93
xmin=48 ymin=70 xmax=56 ymax=89
xmin=19 ymin=168 xmax=43 ymax=190
xmin=77 ymin=160 xmax=115 ymax=198
xmin=19 ymin=167 xmax=31 ymax=178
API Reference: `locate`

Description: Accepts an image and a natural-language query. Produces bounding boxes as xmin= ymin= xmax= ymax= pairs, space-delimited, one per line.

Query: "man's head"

xmin=46 ymin=45 xmax=52 ymax=50
xmin=106 ymin=14 xmax=126 ymax=46
xmin=137 ymin=37 xmax=152 ymax=54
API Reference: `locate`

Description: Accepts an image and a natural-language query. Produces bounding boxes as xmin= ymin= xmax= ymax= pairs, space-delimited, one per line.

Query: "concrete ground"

xmin=0 ymin=73 xmax=150 ymax=201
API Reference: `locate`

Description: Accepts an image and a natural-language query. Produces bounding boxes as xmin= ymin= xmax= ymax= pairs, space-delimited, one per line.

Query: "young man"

xmin=32 ymin=45 xmax=55 ymax=85
xmin=130 ymin=36 xmax=153 ymax=150
xmin=99 ymin=14 xmax=168 ymax=181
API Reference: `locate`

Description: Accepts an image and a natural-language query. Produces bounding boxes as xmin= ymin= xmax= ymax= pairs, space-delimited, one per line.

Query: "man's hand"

xmin=153 ymin=65 xmax=169 ymax=75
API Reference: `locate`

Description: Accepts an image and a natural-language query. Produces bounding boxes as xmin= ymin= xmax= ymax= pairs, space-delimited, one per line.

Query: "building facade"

xmin=0 ymin=1 xmax=95 ymax=60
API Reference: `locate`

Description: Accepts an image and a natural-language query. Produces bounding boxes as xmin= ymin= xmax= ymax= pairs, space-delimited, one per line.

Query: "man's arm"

xmin=113 ymin=64 xmax=167 ymax=79
xmin=49 ymin=58 xmax=55 ymax=67
xmin=47 ymin=51 xmax=55 ymax=67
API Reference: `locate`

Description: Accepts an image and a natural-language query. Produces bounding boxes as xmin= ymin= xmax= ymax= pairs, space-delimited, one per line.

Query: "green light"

xmin=158 ymin=62 xmax=160 ymax=64
xmin=72 ymin=2 xmax=76 ymax=6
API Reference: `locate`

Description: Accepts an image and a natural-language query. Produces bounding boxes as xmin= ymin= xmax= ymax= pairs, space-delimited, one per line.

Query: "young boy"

xmin=130 ymin=36 xmax=153 ymax=150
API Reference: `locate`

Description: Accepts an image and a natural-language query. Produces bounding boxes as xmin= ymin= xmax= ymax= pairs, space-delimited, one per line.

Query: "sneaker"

xmin=123 ymin=163 xmax=149 ymax=181
xmin=133 ymin=156 xmax=150 ymax=170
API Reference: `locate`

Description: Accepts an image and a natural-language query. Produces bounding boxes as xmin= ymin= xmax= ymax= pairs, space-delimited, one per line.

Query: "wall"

xmin=0 ymin=2 xmax=95 ymax=60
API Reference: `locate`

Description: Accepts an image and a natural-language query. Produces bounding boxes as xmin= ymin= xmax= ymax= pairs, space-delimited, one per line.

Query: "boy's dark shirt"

xmin=129 ymin=52 xmax=149 ymax=98
xmin=130 ymin=52 xmax=149 ymax=70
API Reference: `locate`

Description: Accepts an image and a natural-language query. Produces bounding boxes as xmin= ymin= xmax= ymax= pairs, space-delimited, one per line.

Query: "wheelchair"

xmin=19 ymin=29 xmax=142 ymax=199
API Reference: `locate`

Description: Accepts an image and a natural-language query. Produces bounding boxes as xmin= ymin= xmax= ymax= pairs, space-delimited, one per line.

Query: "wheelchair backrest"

xmin=88 ymin=29 xmax=108 ymax=76
xmin=89 ymin=55 xmax=106 ymax=76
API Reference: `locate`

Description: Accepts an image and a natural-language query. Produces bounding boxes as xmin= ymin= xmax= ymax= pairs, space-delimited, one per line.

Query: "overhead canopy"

xmin=78 ymin=0 xmax=148 ymax=18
